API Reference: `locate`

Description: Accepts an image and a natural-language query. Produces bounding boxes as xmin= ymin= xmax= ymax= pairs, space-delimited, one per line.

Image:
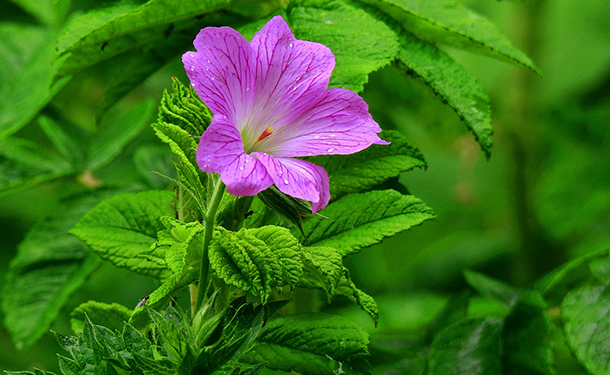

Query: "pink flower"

xmin=183 ymin=16 xmax=387 ymax=213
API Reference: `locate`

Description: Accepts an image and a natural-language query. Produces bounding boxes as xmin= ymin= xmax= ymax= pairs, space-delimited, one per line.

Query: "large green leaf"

xmin=309 ymin=130 xmax=425 ymax=199
xmin=562 ymin=285 xmax=610 ymax=375
xmin=464 ymin=270 xmax=519 ymax=308
xmin=242 ymin=313 xmax=370 ymax=375
xmin=209 ymin=226 xmax=303 ymax=302
xmin=1 ymin=189 xmax=126 ymax=348
xmin=299 ymin=246 xmax=344 ymax=298
xmin=70 ymin=301 xmax=132 ymax=333
xmin=395 ymin=32 xmax=493 ymax=157
xmin=70 ymin=190 xmax=175 ymax=278
xmin=8 ymin=0 xmax=71 ymax=27
xmin=288 ymin=0 xmax=399 ymax=92
xmin=299 ymin=189 xmax=435 ymax=256
xmin=428 ymin=317 xmax=502 ymax=375
xmin=360 ymin=0 xmax=539 ymax=72
xmin=0 ymin=24 xmax=70 ymax=137
xmin=87 ymin=99 xmax=156 ymax=170
xmin=0 ymin=137 xmax=74 ymax=195
xmin=55 ymin=0 xmax=232 ymax=76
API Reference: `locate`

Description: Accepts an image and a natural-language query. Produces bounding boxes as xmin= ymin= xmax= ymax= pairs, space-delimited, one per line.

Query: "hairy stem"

xmin=194 ymin=178 xmax=226 ymax=312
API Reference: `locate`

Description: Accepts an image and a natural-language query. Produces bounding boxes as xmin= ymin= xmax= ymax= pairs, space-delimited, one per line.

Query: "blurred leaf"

xmin=0 ymin=24 xmax=71 ymax=137
xmin=70 ymin=190 xmax=175 ymax=279
xmin=56 ymin=0 xmax=232 ymax=76
xmin=428 ymin=291 xmax=470 ymax=340
xmin=288 ymin=0 xmax=399 ymax=92
xmin=242 ymin=313 xmax=370 ymax=375
xmin=589 ymin=258 xmax=610 ymax=284
xmin=395 ymin=32 xmax=493 ymax=158
xmin=70 ymin=301 xmax=132 ymax=333
xmin=38 ymin=115 xmax=86 ymax=167
xmin=1 ymin=188 xmax=127 ymax=348
xmin=310 ymin=130 xmax=426 ymax=200
xmin=133 ymin=144 xmax=176 ymax=189
xmin=428 ymin=318 xmax=502 ymax=375
xmin=464 ymin=270 xmax=519 ymax=308
xmin=360 ymin=0 xmax=539 ymax=72
xmin=87 ymin=98 xmax=156 ymax=170
xmin=0 ymin=137 xmax=74 ymax=195
xmin=8 ymin=0 xmax=71 ymax=27
xmin=562 ymin=285 xmax=610 ymax=375
xmin=298 ymin=189 xmax=435 ymax=256
xmin=502 ymin=291 xmax=555 ymax=375
xmin=209 ymin=226 xmax=302 ymax=302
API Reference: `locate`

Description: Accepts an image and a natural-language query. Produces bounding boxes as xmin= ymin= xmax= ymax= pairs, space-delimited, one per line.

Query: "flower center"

xmin=243 ymin=125 xmax=275 ymax=154
xmin=256 ymin=126 xmax=275 ymax=143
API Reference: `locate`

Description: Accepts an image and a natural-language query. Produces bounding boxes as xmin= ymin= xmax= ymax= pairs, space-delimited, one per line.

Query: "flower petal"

xmin=182 ymin=26 xmax=255 ymax=124
xmin=197 ymin=116 xmax=273 ymax=196
xmin=254 ymin=153 xmax=330 ymax=214
xmin=261 ymin=87 xmax=389 ymax=157
xmin=244 ymin=16 xmax=336 ymax=142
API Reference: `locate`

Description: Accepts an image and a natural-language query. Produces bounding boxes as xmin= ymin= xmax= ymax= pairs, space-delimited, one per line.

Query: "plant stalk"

xmin=194 ymin=178 xmax=226 ymax=312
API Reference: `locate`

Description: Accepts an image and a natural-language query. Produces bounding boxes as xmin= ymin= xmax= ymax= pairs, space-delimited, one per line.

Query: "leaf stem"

xmin=194 ymin=177 xmax=225 ymax=312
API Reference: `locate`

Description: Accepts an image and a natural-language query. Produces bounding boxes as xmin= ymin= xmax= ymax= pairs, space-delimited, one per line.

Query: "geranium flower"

xmin=183 ymin=16 xmax=387 ymax=213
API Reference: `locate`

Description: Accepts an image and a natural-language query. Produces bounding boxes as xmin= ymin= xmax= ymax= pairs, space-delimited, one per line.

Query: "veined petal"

xmin=260 ymin=88 xmax=389 ymax=158
xmin=197 ymin=116 xmax=273 ymax=196
xmin=254 ymin=153 xmax=330 ymax=214
xmin=244 ymin=16 xmax=336 ymax=143
xmin=182 ymin=26 xmax=255 ymax=124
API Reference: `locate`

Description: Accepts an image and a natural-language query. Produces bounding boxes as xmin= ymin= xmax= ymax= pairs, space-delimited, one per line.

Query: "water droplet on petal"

xmin=289 ymin=43 xmax=293 ymax=47
xmin=207 ymin=59 xmax=211 ymax=63
xmin=283 ymin=179 xmax=289 ymax=184
xmin=278 ymin=170 xmax=283 ymax=176
xmin=211 ymin=77 xmax=214 ymax=80
xmin=190 ymin=66 xmax=194 ymax=71
xmin=327 ymin=147 xmax=334 ymax=152
xmin=245 ymin=158 xmax=250 ymax=163
xmin=330 ymin=134 xmax=335 ymax=137
xmin=292 ymin=86 xmax=297 ymax=91
xmin=192 ymin=83 xmax=196 ymax=87
xmin=239 ymin=166 xmax=244 ymax=171
xmin=314 ymin=135 xmax=320 ymax=139
xmin=190 ymin=53 xmax=194 ymax=58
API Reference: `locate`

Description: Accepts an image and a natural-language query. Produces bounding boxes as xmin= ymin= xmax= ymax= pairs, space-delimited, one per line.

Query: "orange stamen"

xmin=256 ymin=126 xmax=274 ymax=143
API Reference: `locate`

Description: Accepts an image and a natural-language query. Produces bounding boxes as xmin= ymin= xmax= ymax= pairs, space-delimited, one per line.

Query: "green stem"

xmin=194 ymin=178 xmax=226 ymax=312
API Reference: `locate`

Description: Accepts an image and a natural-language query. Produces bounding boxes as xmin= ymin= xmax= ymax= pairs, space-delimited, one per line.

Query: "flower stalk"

xmin=194 ymin=177 xmax=226 ymax=312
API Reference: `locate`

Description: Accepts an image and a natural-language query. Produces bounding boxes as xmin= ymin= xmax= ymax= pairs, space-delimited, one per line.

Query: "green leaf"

xmin=38 ymin=116 xmax=86 ymax=167
xmin=589 ymin=257 xmax=610 ymax=284
xmin=299 ymin=246 xmax=344 ymax=297
xmin=502 ymin=291 xmax=555 ymax=375
xmin=288 ymin=0 xmax=399 ymax=92
xmin=310 ymin=130 xmax=426 ymax=199
xmin=428 ymin=291 xmax=470 ymax=340
xmin=87 ymin=99 xmax=156 ymax=170
xmin=8 ymin=0 xmax=71 ymax=27
xmin=70 ymin=301 xmax=132 ymax=333
xmin=0 ymin=137 xmax=74 ymax=195
xmin=56 ymin=0 xmax=232 ymax=76
xmin=463 ymin=270 xmax=519 ymax=308
xmin=129 ymin=274 xmax=191 ymax=328
xmin=70 ymin=190 xmax=175 ymax=279
xmin=299 ymin=190 xmax=435 ymax=256
xmin=395 ymin=32 xmax=493 ymax=158
xmin=562 ymin=285 xmax=610 ymax=375
xmin=336 ymin=271 xmax=379 ymax=326
xmin=242 ymin=313 xmax=370 ymax=375
xmin=157 ymin=77 xmax=212 ymax=138
xmin=1 ymin=188 xmax=126 ymax=349
xmin=360 ymin=0 xmax=539 ymax=72
xmin=428 ymin=318 xmax=502 ymax=375
xmin=0 ymin=24 xmax=70 ymax=137
xmin=209 ymin=226 xmax=303 ymax=302
xmin=133 ymin=144 xmax=176 ymax=189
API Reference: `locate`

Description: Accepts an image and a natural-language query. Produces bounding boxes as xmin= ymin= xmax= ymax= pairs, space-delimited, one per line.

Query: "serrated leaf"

xmin=157 ymin=77 xmax=212 ymax=138
xmin=288 ymin=0 xmax=399 ymax=92
xmin=361 ymin=0 xmax=539 ymax=72
xmin=336 ymin=271 xmax=379 ymax=326
xmin=87 ymin=99 xmax=156 ymax=170
xmin=298 ymin=189 xmax=435 ymax=256
xmin=299 ymin=246 xmax=343 ymax=297
xmin=70 ymin=301 xmax=132 ymax=333
xmin=56 ymin=0 xmax=232 ymax=76
xmin=1 ymin=189 xmax=127 ymax=348
xmin=502 ymin=291 xmax=555 ymax=375
xmin=209 ymin=226 xmax=302 ymax=302
xmin=395 ymin=32 xmax=493 ymax=157
xmin=242 ymin=313 xmax=370 ymax=375
xmin=70 ymin=190 xmax=175 ymax=279
xmin=150 ymin=217 xmax=205 ymax=279
xmin=464 ymin=270 xmax=519 ymax=308
xmin=0 ymin=24 xmax=70 ymax=137
xmin=0 ymin=137 xmax=74 ymax=195
xmin=310 ymin=130 xmax=426 ymax=199
xmin=134 ymin=354 xmax=176 ymax=375
xmin=562 ymin=285 xmax=610 ymax=375
xmin=129 ymin=274 xmax=192 ymax=328
xmin=428 ymin=317 xmax=502 ymax=375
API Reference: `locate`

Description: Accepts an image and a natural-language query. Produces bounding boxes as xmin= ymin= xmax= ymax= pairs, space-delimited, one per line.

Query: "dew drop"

xmin=207 ymin=59 xmax=211 ymax=63
xmin=245 ymin=158 xmax=250 ymax=163
xmin=292 ymin=86 xmax=297 ymax=91
xmin=330 ymin=134 xmax=335 ymax=137
xmin=190 ymin=53 xmax=194 ymax=58
xmin=190 ymin=66 xmax=195 ymax=71
xmin=278 ymin=170 xmax=283 ymax=176
xmin=327 ymin=147 xmax=334 ymax=152
xmin=239 ymin=166 xmax=244 ymax=171
xmin=283 ymin=179 xmax=289 ymax=184
xmin=211 ymin=77 xmax=215 ymax=80
xmin=192 ymin=83 xmax=196 ymax=87
xmin=289 ymin=43 xmax=293 ymax=47
xmin=314 ymin=135 xmax=320 ymax=139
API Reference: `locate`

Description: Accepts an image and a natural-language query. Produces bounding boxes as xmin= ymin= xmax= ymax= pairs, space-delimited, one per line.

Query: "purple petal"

xmin=197 ymin=116 xmax=273 ymax=196
xmin=182 ymin=26 xmax=255 ymax=124
xmin=246 ymin=16 xmax=336 ymax=138
xmin=254 ymin=153 xmax=330 ymax=214
xmin=261 ymin=88 xmax=389 ymax=158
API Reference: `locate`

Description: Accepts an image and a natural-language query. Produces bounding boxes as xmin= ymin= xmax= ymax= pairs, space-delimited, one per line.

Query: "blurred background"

xmin=1 ymin=0 xmax=609 ymax=373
